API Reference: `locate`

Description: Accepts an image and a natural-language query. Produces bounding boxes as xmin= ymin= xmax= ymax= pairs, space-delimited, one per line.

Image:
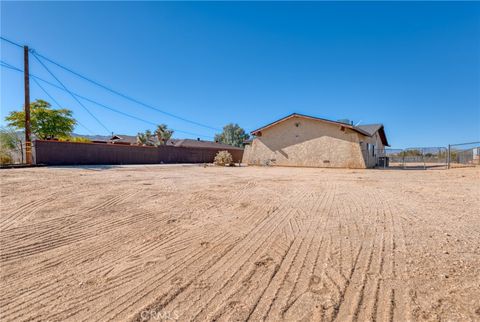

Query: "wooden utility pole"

xmin=24 ymin=46 xmax=32 ymax=164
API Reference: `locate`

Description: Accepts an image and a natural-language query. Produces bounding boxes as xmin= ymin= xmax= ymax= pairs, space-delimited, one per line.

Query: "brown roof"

xmin=250 ymin=113 xmax=389 ymax=146
xmin=166 ymin=139 xmax=243 ymax=150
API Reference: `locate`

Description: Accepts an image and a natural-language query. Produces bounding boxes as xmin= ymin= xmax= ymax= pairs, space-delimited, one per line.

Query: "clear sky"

xmin=1 ymin=1 xmax=479 ymax=148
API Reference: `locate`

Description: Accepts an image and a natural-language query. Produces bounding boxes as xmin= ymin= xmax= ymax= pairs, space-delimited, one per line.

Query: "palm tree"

xmin=155 ymin=124 xmax=174 ymax=145
xmin=136 ymin=130 xmax=155 ymax=146
xmin=136 ymin=132 xmax=148 ymax=146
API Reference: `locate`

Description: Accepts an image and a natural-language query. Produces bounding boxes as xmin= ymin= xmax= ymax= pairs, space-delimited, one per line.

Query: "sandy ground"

xmin=1 ymin=165 xmax=479 ymax=322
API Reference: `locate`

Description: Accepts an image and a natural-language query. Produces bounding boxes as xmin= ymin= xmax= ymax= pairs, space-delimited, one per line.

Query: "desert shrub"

xmin=0 ymin=151 xmax=13 ymax=165
xmin=214 ymin=150 xmax=233 ymax=166
xmin=58 ymin=136 xmax=91 ymax=143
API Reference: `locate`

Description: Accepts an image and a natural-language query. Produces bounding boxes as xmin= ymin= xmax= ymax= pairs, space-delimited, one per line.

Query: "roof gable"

xmin=250 ymin=113 xmax=371 ymax=137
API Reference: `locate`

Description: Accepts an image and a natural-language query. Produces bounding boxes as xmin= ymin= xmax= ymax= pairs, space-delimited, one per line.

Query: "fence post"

xmin=422 ymin=148 xmax=426 ymax=170
xmin=447 ymin=145 xmax=451 ymax=169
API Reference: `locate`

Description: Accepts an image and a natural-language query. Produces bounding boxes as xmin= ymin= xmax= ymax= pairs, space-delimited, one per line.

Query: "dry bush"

xmin=214 ymin=150 xmax=234 ymax=166
xmin=0 ymin=151 xmax=13 ymax=165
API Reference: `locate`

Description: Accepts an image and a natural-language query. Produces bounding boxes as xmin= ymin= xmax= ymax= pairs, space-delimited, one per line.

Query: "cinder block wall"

xmin=33 ymin=140 xmax=243 ymax=165
xmin=243 ymin=117 xmax=382 ymax=168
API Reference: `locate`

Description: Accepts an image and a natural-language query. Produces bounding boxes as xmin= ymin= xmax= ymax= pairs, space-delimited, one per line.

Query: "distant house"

xmin=165 ymin=138 xmax=243 ymax=151
xmin=242 ymin=113 xmax=389 ymax=168
xmin=86 ymin=134 xmax=243 ymax=151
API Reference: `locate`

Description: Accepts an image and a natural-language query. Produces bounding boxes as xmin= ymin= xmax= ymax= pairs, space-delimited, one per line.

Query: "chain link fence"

xmin=373 ymin=147 xmax=448 ymax=169
xmin=403 ymin=147 xmax=448 ymax=169
xmin=448 ymin=142 xmax=480 ymax=168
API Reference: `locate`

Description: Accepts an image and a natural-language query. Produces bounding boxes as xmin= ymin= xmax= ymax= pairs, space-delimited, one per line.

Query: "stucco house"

xmin=242 ymin=113 xmax=389 ymax=168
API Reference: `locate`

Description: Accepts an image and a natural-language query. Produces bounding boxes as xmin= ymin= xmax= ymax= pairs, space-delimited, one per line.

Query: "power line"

xmin=34 ymin=53 xmax=221 ymax=131
xmin=31 ymin=52 xmax=112 ymax=134
xmin=0 ymin=60 xmax=22 ymax=71
xmin=31 ymin=77 xmax=62 ymax=109
xmin=2 ymin=60 xmax=95 ymax=134
xmin=1 ymin=36 xmax=221 ymax=132
xmin=31 ymin=77 xmax=95 ymax=135
xmin=1 ymin=60 xmax=214 ymax=139
xmin=0 ymin=36 xmax=23 ymax=48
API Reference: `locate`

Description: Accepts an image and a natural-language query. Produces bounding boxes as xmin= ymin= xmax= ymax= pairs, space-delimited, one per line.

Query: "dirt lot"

xmin=1 ymin=165 xmax=479 ymax=321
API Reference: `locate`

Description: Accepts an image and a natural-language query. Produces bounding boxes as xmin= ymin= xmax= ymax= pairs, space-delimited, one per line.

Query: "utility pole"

xmin=24 ymin=46 xmax=32 ymax=164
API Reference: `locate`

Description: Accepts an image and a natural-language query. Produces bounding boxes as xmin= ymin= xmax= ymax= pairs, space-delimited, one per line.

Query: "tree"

xmin=155 ymin=124 xmax=174 ymax=145
xmin=214 ymin=123 xmax=249 ymax=148
xmin=136 ymin=130 xmax=155 ymax=146
xmin=5 ymin=99 xmax=76 ymax=140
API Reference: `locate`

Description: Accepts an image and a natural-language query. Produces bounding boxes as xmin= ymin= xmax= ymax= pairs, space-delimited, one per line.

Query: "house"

xmin=242 ymin=113 xmax=389 ymax=168
xmin=165 ymin=138 xmax=244 ymax=151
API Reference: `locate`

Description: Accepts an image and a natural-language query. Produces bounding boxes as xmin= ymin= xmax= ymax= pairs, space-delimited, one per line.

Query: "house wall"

xmin=359 ymin=131 xmax=386 ymax=168
xmin=243 ymin=116 xmax=383 ymax=168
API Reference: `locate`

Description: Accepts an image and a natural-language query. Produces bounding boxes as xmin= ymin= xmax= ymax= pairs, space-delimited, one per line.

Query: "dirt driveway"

xmin=1 ymin=165 xmax=479 ymax=321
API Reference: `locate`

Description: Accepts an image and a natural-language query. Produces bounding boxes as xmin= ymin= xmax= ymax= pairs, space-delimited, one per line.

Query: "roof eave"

xmin=251 ymin=113 xmax=373 ymax=137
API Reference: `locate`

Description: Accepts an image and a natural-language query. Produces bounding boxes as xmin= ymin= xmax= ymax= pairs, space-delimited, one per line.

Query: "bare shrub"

xmin=0 ymin=151 xmax=13 ymax=165
xmin=214 ymin=150 xmax=233 ymax=166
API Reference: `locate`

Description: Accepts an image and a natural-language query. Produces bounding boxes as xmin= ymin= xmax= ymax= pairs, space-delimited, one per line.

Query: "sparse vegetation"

xmin=214 ymin=150 xmax=233 ymax=166
xmin=0 ymin=151 xmax=13 ymax=165
xmin=58 ymin=136 xmax=92 ymax=143
xmin=0 ymin=127 xmax=23 ymax=164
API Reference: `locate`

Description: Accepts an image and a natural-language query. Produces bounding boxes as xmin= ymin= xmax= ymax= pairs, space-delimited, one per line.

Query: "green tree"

xmin=155 ymin=124 xmax=174 ymax=145
xmin=214 ymin=123 xmax=249 ymax=148
xmin=58 ymin=136 xmax=91 ymax=143
xmin=136 ymin=130 xmax=155 ymax=146
xmin=5 ymin=99 xmax=76 ymax=140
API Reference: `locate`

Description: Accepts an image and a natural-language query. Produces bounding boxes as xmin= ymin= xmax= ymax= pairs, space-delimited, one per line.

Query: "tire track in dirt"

xmin=246 ymin=184 xmax=337 ymax=321
xmin=2 ymin=204 xmax=236 ymax=320
xmin=84 ymin=184 xmax=291 ymax=321
xmin=126 ymin=189 xmax=311 ymax=321
xmin=191 ymin=190 xmax=327 ymax=321
xmin=0 ymin=194 xmax=57 ymax=231
xmin=267 ymin=190 xmax=332 ymax=319
xmin=326 ymin=186 xmax=391 ymax=322
xmin=2 ymin=167 xmax=478 ymax=322
xmin=1 ymin=179 xmax=270 ymax=322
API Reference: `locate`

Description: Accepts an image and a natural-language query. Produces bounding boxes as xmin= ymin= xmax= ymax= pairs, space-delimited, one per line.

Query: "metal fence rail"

xmin=448 ymin=141 xmax=480 ymax=168
xmin=403 ymin=147 xmax=447 ymax=169
xmin=384 ymin=149 xmax=405 ymax=168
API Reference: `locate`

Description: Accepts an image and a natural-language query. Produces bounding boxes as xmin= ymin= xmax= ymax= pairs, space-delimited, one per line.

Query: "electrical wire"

xmin=1 ymin=36 xmax=221 ymax=133
xmin=0 ymin=36 xmax=23 ymax=48
xmin=0 ymin=36 xmax=220 ymax=131
xmin=2 ymin=60 xmax=95 ymax=134
xmin=31 ymin=52 xmax=112 ymax=134
xmin=1 ymin=60 xmax=214 ymax=139
xmin=31 ymin=77 xmax=95 ymax=135
xmin=33 ymin=52 xmax=221 ymax=131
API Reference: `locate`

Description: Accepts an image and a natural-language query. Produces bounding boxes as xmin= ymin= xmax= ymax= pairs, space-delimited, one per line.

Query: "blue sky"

xmin=1 ymin=1 xmax=479 ymax=148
